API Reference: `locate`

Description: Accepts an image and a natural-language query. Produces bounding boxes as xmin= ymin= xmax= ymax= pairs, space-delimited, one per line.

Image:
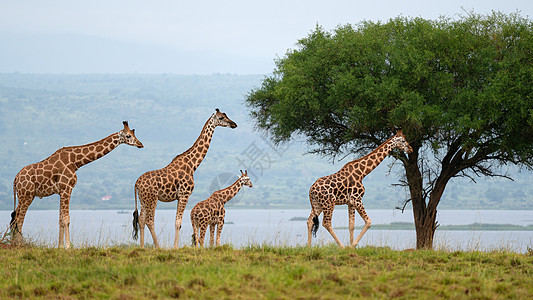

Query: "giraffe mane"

xmin=171 ymin=114 xmax=214 ymax=163
xmin=352 ymin=134 xmax=396 ymax=163
xmin=52 ymin=133 xmax=117 ymax=154
xmin=217 ymin=178 xmax=241 ymax=193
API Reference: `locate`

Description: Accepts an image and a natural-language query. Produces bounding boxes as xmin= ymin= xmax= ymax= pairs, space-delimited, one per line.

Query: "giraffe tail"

xmin=311 ymin=216 xmax=319 ymax=238
xmin=10 ymin=177 xmax=18 ymax=233
xmin=132 ymin=184 xmax=139 ymax=241
xmin=191 ymin=232 xmax=197 ymax=247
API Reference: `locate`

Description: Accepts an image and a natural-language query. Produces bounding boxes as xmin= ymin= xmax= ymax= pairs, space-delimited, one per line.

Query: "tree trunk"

xmin=403 ymin=144 xmax=438 ymax=249
xmin=413 ymin=207 xmax=437 ymax=249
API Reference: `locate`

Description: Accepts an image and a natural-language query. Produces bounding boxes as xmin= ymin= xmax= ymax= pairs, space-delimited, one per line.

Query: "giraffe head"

xmin=239 ymin=170 xmax=253 ymax=188
xmin=391 ymin=130 xmax=412 ymax=154
xmin=213 ymin=108 xmax=237 ymax=129
xmin=119 ymin=121 xmax=144 ymax=148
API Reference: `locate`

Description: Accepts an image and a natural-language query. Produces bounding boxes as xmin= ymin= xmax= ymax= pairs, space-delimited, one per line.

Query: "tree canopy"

xmin=246 ymin=12 xmax=533 ymax=249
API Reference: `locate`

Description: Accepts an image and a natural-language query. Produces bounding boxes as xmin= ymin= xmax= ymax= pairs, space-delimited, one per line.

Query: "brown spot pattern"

xmin=133 ymin=110 xmax=237 ymax=249
xmin=12 ymin=122 xmax=143 ymax=248
xmin=190 ymin=172 xmax=252 ymax=247
xmin=306 ymin=131 xmax=412 ymax=248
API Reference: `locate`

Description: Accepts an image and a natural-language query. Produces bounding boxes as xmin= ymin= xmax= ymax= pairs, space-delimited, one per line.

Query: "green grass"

xmin=1 ymin=244 xmax=533 ymax=299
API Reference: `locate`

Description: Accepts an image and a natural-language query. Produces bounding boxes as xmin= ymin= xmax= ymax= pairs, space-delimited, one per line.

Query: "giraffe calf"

xmin=191 ymin=170 xmax=252 ymax=247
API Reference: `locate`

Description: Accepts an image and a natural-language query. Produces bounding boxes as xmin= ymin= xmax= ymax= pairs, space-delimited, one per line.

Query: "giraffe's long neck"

xmin=353 ymin=137 xmax=396 ymax=178
xmin=217 ymin=179 xmax=244 ymax=205
xmin=178 ymin=115 xmax=216 ymax=171
xmin=68 ymin=132 xmax=122 ymax=169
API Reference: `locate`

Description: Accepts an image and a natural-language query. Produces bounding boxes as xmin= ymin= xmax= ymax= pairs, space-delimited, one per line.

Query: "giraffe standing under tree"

xmin=191 ymin=170 xmax=253 ymax=247
xmin=10 ymin=121 xmax=144 ymax=248
xmin=307 ymin=130 xmax=413 ymax=248
xmin=132 ymin=109 xmax=237 ymax=248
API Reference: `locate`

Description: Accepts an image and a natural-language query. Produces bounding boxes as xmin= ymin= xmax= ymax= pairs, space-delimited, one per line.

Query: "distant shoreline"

xmin=328 ymin=222 xmax=533 ymax=231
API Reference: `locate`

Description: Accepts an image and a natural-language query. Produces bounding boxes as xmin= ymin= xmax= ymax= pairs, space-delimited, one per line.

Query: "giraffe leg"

xmin=147 ymin=199 xmax=160 ymax=248
xmin=348 ymin=205 xmax=356 ymax=246
xmin=209 ymin=224 xmax=215 ymax=247
xmin=190 ymin=215 xmax=198 ymax=247
xmin=147 ymin=220 xmax=160 ymax=249
xmin=198 ymin=224 xmax=208 ymax=247
xmin=306 ymin=215 xmax=313 ymax=246
xmin=322 ymin=208 xmax=344 ymax=248
xmin=64 ymin=217 xmax=71 ymax=249
xmin=58 ymin=221 xmax=64 ymax=248
xmin=192 ymin=224 xmax=199 ymax=247
xmin=140 ymin=195 xmax=159 ymax=248
xmin=173 ymin=194 xmax=189 ymax=249
xmin=215 ymin=219 xmax=224 ymax=247
xmin=12 ymin=194 xmax=34 ymax=245
xmin=58 ymin=191 xmax=72 ymax=249
xmin=351 ymin=199 xmax=372 ymax=248
xmin=138 ymin=206 xmax=146 ymax=248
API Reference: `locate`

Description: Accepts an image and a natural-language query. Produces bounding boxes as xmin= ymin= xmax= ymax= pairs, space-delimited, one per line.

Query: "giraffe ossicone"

xmin=132 ymin=108 xmax=237 ymax=249
xmin=190 ymin=170 xmax=253 ymax=247
xmin=10 ymin=121 xmax=143 ymax=248
xmin=307 ymin=130 xmax=412 ymax=248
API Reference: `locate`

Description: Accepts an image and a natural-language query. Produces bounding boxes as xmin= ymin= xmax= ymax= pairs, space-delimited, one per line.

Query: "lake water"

xmin=1 ymin=209 xmax=533 ymax=252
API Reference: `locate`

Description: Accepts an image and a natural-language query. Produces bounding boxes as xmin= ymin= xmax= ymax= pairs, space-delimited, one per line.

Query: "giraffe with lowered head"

xmin=10 ymin=121 xmax=144 ymax=248
xmin=191 ymin=170 xmax=253 ymax=247
xmin=132 ymin=108 xmax=237 ymax=248
xmin=307 ymin=130 xmax=412 ymax=248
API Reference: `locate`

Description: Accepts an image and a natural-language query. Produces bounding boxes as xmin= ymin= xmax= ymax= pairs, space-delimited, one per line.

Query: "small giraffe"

xmin=307 ymin=130 xmax=413 ymax=248
xmin=132 ymin=108 xmax=237 ymax=249
xmin=10 ymin=121 xmax=144 ymax=248
xmin=191 ymin=170 xmax=253 ymax=247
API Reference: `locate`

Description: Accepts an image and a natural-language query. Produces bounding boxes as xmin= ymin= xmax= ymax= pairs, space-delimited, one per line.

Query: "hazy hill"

xmin=0 ymin=73 xmax=531 ymax=211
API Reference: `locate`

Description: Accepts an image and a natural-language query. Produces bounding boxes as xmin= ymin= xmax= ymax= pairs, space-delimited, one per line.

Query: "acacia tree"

xmin=245 ymin=12 xmax=533 ymax=249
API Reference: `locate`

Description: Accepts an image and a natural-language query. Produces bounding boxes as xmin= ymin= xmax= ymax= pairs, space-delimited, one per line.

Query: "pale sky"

xmin=1 ymin=0 xmax=532 ymax=74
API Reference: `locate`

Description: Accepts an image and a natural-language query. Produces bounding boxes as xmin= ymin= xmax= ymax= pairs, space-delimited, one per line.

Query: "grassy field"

xmin=1 ymin=243 xmax=533 ymax=299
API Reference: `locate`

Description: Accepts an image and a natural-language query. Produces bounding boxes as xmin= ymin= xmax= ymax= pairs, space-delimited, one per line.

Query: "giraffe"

xmin=191 ymin=170 xmax=253 ymax=247
xmin=10 ymin=121 xmax=144 ymax=248
xmin=132 ymin=108 xmax=237 ymax=249
xmin=307 ymin=130 xmax=413 ymax=248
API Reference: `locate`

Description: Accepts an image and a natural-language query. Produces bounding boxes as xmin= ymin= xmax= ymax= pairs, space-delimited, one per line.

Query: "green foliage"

xmin=247 ymin=12 xmax=533 ymax=162
xmin=1 ymin=245 xmax=532 ymax=298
